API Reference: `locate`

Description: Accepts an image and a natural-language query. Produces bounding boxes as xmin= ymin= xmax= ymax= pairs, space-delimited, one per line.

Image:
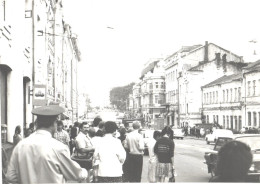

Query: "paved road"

xmin=141 ymin=137 xmax=215 ymax=182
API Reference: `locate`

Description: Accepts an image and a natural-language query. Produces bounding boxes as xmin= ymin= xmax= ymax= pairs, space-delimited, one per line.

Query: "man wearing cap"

xmin=124 ymin=121 xmax=144 ymax=182
xmin=6 ymin=105 xmax=88 ymax=183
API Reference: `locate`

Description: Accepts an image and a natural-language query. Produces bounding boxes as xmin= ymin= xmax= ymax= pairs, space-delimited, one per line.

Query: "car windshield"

xmin=235 ymin=136 xmax=260 ymax=151
xmin=214 ymin=138 xmax=233 ymax=151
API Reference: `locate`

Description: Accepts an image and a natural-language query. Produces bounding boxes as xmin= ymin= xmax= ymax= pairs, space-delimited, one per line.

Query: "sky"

xmin=63 ymin=0 xmax=260 ymax=107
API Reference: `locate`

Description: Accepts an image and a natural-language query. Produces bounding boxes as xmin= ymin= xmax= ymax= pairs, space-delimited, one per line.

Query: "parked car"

xmin=204 ymin=134 xmax=260 ymax=182
xmin=205 ymin=129 xmax=233 ymax=144
xmin=172 ymin=128 xmax=184 ymax=139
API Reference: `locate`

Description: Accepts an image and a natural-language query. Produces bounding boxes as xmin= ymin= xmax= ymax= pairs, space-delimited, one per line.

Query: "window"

xmin=234 ymin=88 xmax=237 ymax=102
xmin=223 ymin=90 xmax=225 ymax=102
xmin=230 ymin=116 xmax=233 ymax=130
xmin=155 ymin=95 xmax=159 ymax=104
xmin=216 ymin=115 xmax=219 ymax=124
xmin=253 ymin=80 xmax=256 ymax=96
xmin=207 ymin=115 xmax=209 ymax=123
xmin=173 ymin=71 xmax=175 ymax=81
xmin=253 ymin=112 xmax=257 ymax=126
xmin=207 ymin=93 xmax=209 ymax=104
xmin=226 ymin=116 xmax=229 ymax=128
xmin=234 ymin=116 xmax=238 ymax=130
xmin=239 ymin=116 xmax=242 ymax=130
xmin=238 ymin=87 xmax=241 ymax=101
xmin=248 ymin=112 xmax=251 ymax=126
xmin=223 ymin=116 xmax=225 ymax=128
xmin=210 ymin=92 xmax=212 ymax=104
xmin=160 ymin=82 xmax=164 ymax=89
xmin=216 ymin=91 xmax=218 ymax=103
xmin=187 ymin=103 xmax=189 ymax=114
xmin=213 ymin=115 xmax=215 ymax=123
xmin=230 ymin=89 xmax=232 ymax=102
xmin=248 ymin=81 xmax=251 ymax=96
xmin=155 ymin=82 xmax=158 ymax=89
xmin=259 ymin=112 xmax=260 ymax=127
xmin=213 ymin=92 xmax=215 ymax=104
xmin=204 ymin=93 xmax=206 ymax=104
xmin=226 ymin=89 xmax=229 ymax=102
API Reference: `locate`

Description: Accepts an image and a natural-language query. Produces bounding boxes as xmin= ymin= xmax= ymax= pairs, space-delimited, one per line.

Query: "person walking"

xmin=93 ymin=121 xmax=126 ymax=182
xmin=154 ymin=126 xmax=175 ymax=182
xmin=25 ymin=122 xmax=35 ymax=137
xmin=6 ymin=105 xmax=88 ymax=183
xmin=124 ymin=121 xmax=144 ymax=182
xmin=95 ymin=121 xmax=105 ymax=137
xmin=13 ymin=125 xmax=22 ymax=147
xmin=54 ymin=120 xmax=70 ymax=147
xmin=69 ymin=122 xmax=80 ymax=155
xmin=147 ymin=130 xmax=161 ymax=183
xmin=92 ymin=117 xmax=102 ymax=132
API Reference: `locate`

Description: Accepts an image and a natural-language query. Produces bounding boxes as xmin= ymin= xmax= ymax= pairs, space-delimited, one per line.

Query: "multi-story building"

xmin=0 ymin=0 xmax=80 ymax=144
xmin=139 ymin=59 xmax=166 ymax=122
xmin=165 ymin=41 xmax=246 ymax=127
xmin=201 ymin=73 xmax=243 ymax=131
xmin=243 ymin=60 xmax=260 ymax=128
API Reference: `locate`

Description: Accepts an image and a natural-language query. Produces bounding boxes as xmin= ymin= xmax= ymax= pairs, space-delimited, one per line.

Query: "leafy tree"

xmin=110 ymin=82 xmax=135 ymax=111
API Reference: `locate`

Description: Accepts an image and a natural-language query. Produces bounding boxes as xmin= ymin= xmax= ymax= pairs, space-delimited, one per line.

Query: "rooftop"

xmin=202 ymin=73 xmax=243 ymax=88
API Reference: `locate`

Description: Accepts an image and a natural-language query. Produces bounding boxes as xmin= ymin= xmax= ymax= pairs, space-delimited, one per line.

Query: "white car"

xmin=172 ymin=128 xmax=184 ymax=139
xmin=205 ymin=129 xmax=233 ymax=144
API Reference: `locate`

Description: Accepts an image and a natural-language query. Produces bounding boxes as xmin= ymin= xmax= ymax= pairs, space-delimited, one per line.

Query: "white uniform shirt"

xmin=124 ymin=130 xmax=145 ymax=155
xmin=6 ymin=130 xmax=88 ymax=184
xmin=93 ymin=134 xmax=126 ymax=177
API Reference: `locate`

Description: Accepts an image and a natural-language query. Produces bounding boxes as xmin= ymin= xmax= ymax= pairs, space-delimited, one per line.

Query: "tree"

xmin=110 ymin=82 xmax=135 ymax=111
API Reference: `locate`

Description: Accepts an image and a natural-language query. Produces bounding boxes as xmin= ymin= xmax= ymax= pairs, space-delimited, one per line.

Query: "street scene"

xmin=1 ymin=0 xmax=260 ymax=183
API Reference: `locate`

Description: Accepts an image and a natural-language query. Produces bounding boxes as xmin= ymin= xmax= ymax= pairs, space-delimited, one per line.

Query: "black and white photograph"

xmin=1 ymin=0 xmax=260 ymax=183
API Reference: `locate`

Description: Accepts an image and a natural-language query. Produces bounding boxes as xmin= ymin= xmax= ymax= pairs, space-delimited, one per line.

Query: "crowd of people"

xmin=4 ymin=105 xmax=256 ymax=183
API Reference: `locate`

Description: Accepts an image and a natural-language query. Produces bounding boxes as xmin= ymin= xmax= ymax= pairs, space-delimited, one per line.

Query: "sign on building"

xmin=32 ymin=84 xmax=47 ymax=106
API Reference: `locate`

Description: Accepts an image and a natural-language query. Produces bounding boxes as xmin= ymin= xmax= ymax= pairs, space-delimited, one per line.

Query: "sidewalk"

xmin=183 ymin=135 xmax=206 ymax=141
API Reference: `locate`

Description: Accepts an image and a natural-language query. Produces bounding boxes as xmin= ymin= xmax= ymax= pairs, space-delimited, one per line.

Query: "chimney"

xmin=222 ymin=54 xmax=227 ymax=63
xmin=204 ymin=41 xmax=209 ymax=62
xmin=215 ymin=53 xmax=221 ymax=61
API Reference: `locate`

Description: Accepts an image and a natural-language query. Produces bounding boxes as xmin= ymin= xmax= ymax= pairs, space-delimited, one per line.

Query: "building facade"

xmin=201 ymin=74 xmax=243 ymax=131
xmin=165 ymin=41 xmax=245 ymax=128
xmin=243 ymin=60 xmax=260 ymax=128
xmin=0 ymin=0 xmax=80 ymax=144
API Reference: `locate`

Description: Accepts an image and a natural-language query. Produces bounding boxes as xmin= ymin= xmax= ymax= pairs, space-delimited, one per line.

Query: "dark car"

xmin=204 ymin=134 xmax=260 ymax=182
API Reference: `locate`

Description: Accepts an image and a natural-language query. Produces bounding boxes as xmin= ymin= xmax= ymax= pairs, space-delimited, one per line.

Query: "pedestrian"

xmin=69 ymin=122 xmax=80 ymax=155
xmin=93 ymin=121 xmax=126 ymax=183
xmin=74 ymin=122 xmax=95 ymax=170
xmin=200 ymin=127 xmax=205 ymax=138
xmin=25 ymin=122 xmax=35 ymax=137
xmin=209 ymin=141 xmax=253 ymax=182
xmin=95 ymin=121 xmax=105 ymax=137
xmin=13 ymin=125 xmax=22 ymax=147
xmin=54 ymin=120 xmax=70 ymax=147
xmin=92 ymin=117 xmax=102 ymax=132
xmin=124 ymin=121 xmax=145 ymax=182
xmin=147 ymin=130 xmax=161 ymax=183
xmin=6 ymin=105 xmax=88 ymax=183
xmin=154 ymin=126 xmax=175 ymax=183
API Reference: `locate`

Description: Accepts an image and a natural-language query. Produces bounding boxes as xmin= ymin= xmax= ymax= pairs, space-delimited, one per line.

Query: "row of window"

xmin=166 ymin=90 xmax=178 ymax=103
xmin=247 ymin=80 xmax=260 ymax=96
xmin=247 ymin=112 xmax=260 ymax=126
xmin=166 ymin=70 xmax=177 ymax=82
xmin=222 ymin=115 xmax=242 ymax=130
xmin=203 ymin=87 xmax=242 ymax=104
